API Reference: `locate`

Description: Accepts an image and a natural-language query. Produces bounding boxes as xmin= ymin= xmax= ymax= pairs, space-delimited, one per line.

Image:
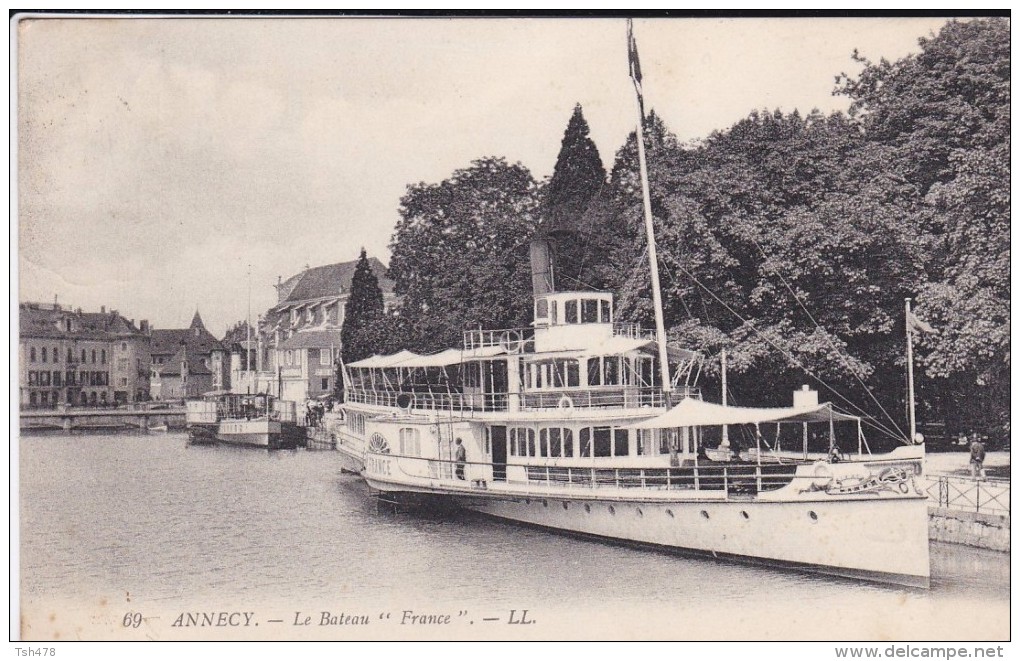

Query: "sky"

xmin=16 ymin=16 xmax=953 ymax=335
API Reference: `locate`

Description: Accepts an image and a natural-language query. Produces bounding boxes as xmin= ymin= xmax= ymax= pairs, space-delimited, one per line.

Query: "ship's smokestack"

xmin=529 ymin=236 xmax=555 ymax=297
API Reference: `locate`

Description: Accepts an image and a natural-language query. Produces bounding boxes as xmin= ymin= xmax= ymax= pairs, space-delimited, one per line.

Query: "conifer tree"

xmin=341 ymin=248 xmax=386 ymax=364
xmin=543 ymin=103 xmax=606 ymax=229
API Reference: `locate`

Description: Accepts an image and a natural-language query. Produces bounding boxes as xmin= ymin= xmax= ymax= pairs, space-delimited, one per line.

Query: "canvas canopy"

xmin=347 ymin=345 xmax=506 ymax=369
xmin=628 ymin=398 xmax=859 ymax=429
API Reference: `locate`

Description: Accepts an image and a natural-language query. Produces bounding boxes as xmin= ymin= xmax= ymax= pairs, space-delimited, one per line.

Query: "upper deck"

xmin=343 ymin=290 xmax=702 ymax=416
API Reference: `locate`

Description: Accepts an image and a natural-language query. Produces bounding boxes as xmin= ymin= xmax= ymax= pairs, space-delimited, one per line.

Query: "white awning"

xmin=528 ymin=336 xmax=654 ymax=359
xmin=348 ymin=345 xmax=506 ymax=369
xmin=628 ymin=398 xmax=860 ymax=429
xmin=348 ymin=350 xmax=421 ymax=369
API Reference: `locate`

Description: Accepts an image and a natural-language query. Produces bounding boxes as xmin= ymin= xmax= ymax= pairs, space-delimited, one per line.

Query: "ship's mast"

xmin=628 ymin=20 xmax=672 ymax=394
xmin=905 ymin=297 xmax=916 ymax=442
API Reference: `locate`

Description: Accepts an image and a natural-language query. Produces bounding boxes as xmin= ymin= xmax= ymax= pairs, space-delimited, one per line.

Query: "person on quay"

xmin=969 ymin=433 xmax=987 ymax=480
xmin=454 ymin=438 xmax=467 ymax=480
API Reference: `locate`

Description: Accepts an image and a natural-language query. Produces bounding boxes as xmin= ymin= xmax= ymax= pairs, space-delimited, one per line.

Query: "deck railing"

xmin=612 ymin=323 xmax=658 ymax=341
xmin=462 ymin=327 xmax=535 ymax=352
xmin=345 ymin=388 xmax=509 ymax=413
xmin=520 ymin=387 xmax=669 ymax=410
xmin=367 ymin=452 xmax=816 ymax=498
xmin=924 ymin=475 xmax=1010 ymax=515
xmin=346 ymin=386 xmax=683 ymax=413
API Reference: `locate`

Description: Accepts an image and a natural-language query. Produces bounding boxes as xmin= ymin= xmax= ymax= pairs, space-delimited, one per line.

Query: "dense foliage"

xmin=387 ymin=157 xmax=541 ymax=351
xmin=382 ymin=19 xmax=1008 ymax=441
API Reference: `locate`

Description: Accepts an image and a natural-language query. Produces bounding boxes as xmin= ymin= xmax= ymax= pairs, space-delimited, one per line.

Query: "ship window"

xmin=41 ymin=347 xmax=47 ymax=363
xmin=539 ymin=429 xmax=549 ymax=457
xmin=29 ymin=392 xmax=37 ymax=407
xmin=587 ymin=358 xmax=600 ymax=386
xmin=40 ymin=371 xmax=51 ymax=386
xmin=562 ymin=428 xmax=574 ymax=457
xmin=67 ymin=348 xmax=73 ymax=362
xmin=593 ymin=427 xmax=612 ymax=457
xmin=464 ymin=362 xmax=480 ymax=388
xmin=549 ymin=300 xmax=558 ymax=324
xmin=101 ymin=350 xmax=106 ymax=364
xmin=565 ymin=299 xmax=579 ymax=324
xmin=81 ymin=349 xmax=87 ymax=363
xmin=614 ymin=429 xmax=629 ymax=457
xmin=535 ymin=298 xmax=548 ymax=319
xmin=582 ymin=299 xmax=598 ymax=323
xmin=604 ymin=357 xmax=620 ymax=385
xmin=349 ymin=412 xmax=366 ymax=437
xmin=509 ymin=427 xmax=535 ymax=457
xmin=53 ymin=347 xmax=59 ymax=362
xmin=40 ymin=391 xmax=49 ymax=406
xmin=399 ymin=428 xmax=421 ymax=456
xmin=53 ymin=371 xmax=62 ymax=387
xmin=551 ymin=428 xmax=562 ymax=458
xmin=566 ymin=360 xmax=579 ymax=387
xmin=600 ymin=299 xmax=611 ymax=323
xmin=320 ymin=350 xmax=331 ymax=366
xmin=579 ymin=428 xmax=591 ymax=457
xmin=659 ymin=428 xmax=677 ymax=455
xmin=637 ymin=429 xmax=653 ymax=456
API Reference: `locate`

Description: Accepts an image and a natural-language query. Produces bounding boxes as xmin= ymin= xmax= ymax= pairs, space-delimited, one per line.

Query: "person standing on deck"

xmin=454 ymin=438 xmax=467 ymax=480
xmin=969 ymin=434 xmax=987 ymax=479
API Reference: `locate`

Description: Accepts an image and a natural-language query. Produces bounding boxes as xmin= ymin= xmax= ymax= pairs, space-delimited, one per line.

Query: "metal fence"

xmin=924 ymin=474 xmax=1010 ymax=515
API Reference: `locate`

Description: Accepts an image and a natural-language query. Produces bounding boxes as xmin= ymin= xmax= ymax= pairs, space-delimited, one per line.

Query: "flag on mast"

xmin=907 ymin=310 xmax=935 ymax=334
xmin=627 ymin=18 xmax=645 ymax=116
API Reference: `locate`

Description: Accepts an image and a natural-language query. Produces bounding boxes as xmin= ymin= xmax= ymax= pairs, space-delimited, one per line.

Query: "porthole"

xmin=608 ymin=505 xmax=616 ymax=515
xmin=700 ymin=510 xmax=710 ymax=520
xmin=525 ymin=499 xmax=531 ymax=505
xmin=542 ymin=500 xmax=548 ymax=508
xmin=584 ymin=504 xmax=591 ymax=513
xmin=809 ymin=511 xmax=818 ymax=521
xmin=741 ymin=511 xmax=749 ymax=520
xmin=562 ymin=501 xmax=569 ymax=510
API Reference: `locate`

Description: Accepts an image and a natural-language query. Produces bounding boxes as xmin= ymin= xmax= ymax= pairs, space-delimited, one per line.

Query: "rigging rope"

xmin=661 ymin=254 xmax=908 ymax=442
xmin=747 ymin=235 xmax=908 ymax=441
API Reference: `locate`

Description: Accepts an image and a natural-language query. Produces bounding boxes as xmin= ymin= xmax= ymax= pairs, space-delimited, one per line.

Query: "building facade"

xmin=149 ymin=312 xmax=228 ymax=400
xmin=19 ymin=302 xmax=151 ymax=408
xmin=232 ymin=258 xmax=396 ymax=403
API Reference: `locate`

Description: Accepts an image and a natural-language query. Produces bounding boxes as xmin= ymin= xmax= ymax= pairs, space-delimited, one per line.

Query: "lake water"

xmin=17 ymin=432 xmax=1010 ymax=641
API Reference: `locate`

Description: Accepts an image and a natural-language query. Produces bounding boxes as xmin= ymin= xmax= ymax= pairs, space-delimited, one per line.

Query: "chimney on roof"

xmin=140 ymin=320 xmax=149 ymax=334
xmin=53 ymin=294 xmax=60 ymax=310
xmin=101 ymin=305 xmax=106 ymax=314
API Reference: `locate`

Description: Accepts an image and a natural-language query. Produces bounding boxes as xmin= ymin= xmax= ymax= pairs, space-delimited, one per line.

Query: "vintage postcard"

xmin=13 ymin=13 xmax=1010 ymax=647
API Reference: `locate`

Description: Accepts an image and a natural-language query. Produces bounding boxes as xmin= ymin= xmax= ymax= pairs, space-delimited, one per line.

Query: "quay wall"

xmin=929 ymin=507 xmax=1010 ymax=552
xmin=20 ymin=407 xmax=186 ymax=432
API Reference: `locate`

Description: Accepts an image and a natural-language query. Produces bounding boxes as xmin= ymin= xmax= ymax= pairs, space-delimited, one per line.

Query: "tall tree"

xmin=543 ymin=104 xmax=606 ymax=226
xmin=388 ymin=157 xmax=541 ymax=351
xmin=340 ymin=248 xmax=386 ymax=364
xmin=837 ymin=18 xmax=1010 ymax=434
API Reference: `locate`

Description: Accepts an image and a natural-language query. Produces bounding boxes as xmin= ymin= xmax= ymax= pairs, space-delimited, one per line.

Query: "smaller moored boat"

xmin=186 ymin=392 xmax=306 ymax=450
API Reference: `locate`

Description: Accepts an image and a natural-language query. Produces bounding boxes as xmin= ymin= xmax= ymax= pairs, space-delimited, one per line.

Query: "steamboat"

xmin=342 ymin=20 xmax=930 ymax=587
xmin=186 ymin=392 xmax=306 ymax=450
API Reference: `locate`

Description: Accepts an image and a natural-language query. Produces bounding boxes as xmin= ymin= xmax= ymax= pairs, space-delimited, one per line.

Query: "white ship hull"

xmin=217 ymin=419 xmax=282 ymax=448
xmin=463 ymin=492 xmax=929 ymax=587
xmin=363 ymin=446 xmax=931 ymax=588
